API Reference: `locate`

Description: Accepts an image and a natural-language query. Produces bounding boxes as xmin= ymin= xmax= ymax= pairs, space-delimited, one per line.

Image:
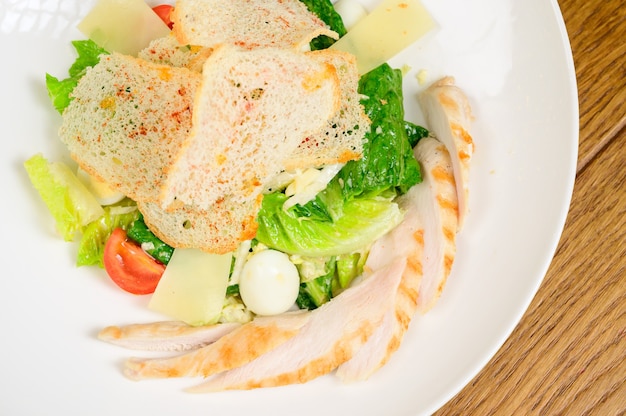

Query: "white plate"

xmin=0 ymin=0 xmax=577 ymax=415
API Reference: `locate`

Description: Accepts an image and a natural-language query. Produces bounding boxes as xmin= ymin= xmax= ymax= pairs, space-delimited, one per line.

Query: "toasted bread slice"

xmin=59 ymin=52 xmax=201 ymax=203
xmin=137 ymin=198 xmax=260 ymax=254
xmin=159 ymin=45 xmax=341 ymax=212
xmin=171 ymin=0 xmax=338 ymax=51
xmin=284 ymin=49 xmax=369 ymax=171
xmin=138 ymin=33 xmax=213 ymax=73
xmin=150 ymin=45 xmax=342 ymax=252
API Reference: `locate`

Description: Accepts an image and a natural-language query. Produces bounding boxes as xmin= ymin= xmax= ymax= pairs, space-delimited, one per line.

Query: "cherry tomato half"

xmin=152 ymin=4 xmax=174 ymax=29
xmin=103 ymin=228 xmax=165 ymax=295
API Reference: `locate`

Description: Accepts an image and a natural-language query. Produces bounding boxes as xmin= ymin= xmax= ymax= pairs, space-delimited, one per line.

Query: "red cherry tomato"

xmin=152 ymin=4 xmax=174 ymax=29
xmin=103 ymin=228 xmax=165 ymax=295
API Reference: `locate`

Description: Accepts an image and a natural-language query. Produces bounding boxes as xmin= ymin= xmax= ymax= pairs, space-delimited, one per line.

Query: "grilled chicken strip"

xmin=187 ymin=257 xmax=407 ymax=392
xmin=98 ymin=321 xmax=241 ymax=352
xmin=124 ymin=311 xmax=311 ymax=380
xmin=412 ymin=136 xmax=459 ymax=313
xmin=419 ymin=76 xmax=474 ymax=229
xmin=337 ymin=135 xmax=458 ymax=381
xmin=335 ymin=203 xmax=424 ymax=382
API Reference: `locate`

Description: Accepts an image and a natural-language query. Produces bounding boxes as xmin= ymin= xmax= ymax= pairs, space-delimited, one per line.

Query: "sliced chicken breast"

xmin=187 ymin=257 xmax=407 ymax=392
xmin=124 ymin=311 xmax=311 ymax=380
xmin=419 ymin=76 xmax=474 ymax=229
xmin=412 ymin=136 xmax=459 ymax=313
xmin=336 ymin=203 xmax=424 ymax=382
xmin=337 ymin=135 xmax=459 ymax=381
xmin=98 ymin=321 xmax=241 ymax=352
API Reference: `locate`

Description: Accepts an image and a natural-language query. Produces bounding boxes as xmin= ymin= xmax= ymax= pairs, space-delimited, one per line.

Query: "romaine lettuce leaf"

xmin=24 ymin=153 xmax=105 ymax=241
xmin=405 ymin=120 xmax=430 ymax=148
xmin=46 ymin=39 xmax=109 ymax=114
xmin=76 ymin=201 xmax=139 ymax=267
xmin=293 ymin=251 xmax=366 ymax=310
xmin=335 ymin=251 xmax=365 ymax=289
xmin=256 ymin=192 xmax=402 ymax=257
xmin=299 ymin=0 xmax=347 ymax=50
xmin=126 ymin=214 xmax=174 ymax=265
xmin=337 ymin=63 xmax=422 ymax=199
xmin=298 ymin=256 xmax=336 ymax=308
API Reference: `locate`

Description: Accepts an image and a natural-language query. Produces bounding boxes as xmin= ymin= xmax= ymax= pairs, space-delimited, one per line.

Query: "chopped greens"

xmin=335 ymin=251 xmax=365 ymax=289
xmin=294 ymin=251 xmax=366 ymax=310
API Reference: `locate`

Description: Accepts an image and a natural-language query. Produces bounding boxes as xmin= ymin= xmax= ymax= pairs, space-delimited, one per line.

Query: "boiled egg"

xmin=239 ymin=249 xmax=300 ymax=316
xmin=76 ymin=167 xmax=126 ymax=206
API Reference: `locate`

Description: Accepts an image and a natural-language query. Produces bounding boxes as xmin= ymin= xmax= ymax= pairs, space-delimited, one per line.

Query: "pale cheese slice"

xmin=149 ymin=249 xmax=232 ymax=326
xmin=330 ymin=0 xmax=436 ymax=74
xmin=78 ymin=0 xmax=171 ymax=56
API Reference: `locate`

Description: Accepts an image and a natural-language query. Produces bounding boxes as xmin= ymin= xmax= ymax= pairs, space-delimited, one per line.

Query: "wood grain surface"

xmin=433 ymin=0 xmax=626 ymax=414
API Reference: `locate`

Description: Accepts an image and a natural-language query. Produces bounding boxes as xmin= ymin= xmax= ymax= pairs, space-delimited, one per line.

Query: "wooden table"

xmin=435 ymin=0 xmax=626 ymax=414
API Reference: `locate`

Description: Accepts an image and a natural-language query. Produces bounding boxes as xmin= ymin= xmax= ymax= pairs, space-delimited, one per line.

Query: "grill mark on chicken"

xmin=432 ymin=164 xmax=455 ymax=183
xmin=451 ymin=122 xmax=474 ymax=146
xmin=438 ymin=92 xmax=459 ymax=111
xmin=437 ymin=195 xmax=459 ymax=216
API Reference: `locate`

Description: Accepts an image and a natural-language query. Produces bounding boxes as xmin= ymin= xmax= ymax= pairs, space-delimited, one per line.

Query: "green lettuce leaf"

xmin=76 ymin=201 xmax=140 ymax=267
xmin=256 ymin=192 xmax=402 ymax=257
xmin=46 ymin=39 xmax=109 ymax=114
xmin=24 ymin=153 xmax=105 ymax=241
xmin=405 ymin=120 xmax=430 ymax=148
xmin=299 ymin=0 xmax=347 ymax=50
xmin=293 ymin=251 xmax=366 ymax=310
xmin=126 ymin=214 xmax=174 ymax=265
xmin=335 ymin=251 xmax=365 ymax=290
xmin=298 ymin=256 xmax=336 ymax=308
xmin=336 ymin=63 xmax=422 ymax=199
xmin=256 ymin=64 xmax=423 ymax=265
